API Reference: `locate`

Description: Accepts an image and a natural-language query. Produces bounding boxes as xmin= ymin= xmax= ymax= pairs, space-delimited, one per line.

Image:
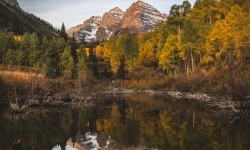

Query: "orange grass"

xmin=0 ymin=70 xmax=44 ymax=87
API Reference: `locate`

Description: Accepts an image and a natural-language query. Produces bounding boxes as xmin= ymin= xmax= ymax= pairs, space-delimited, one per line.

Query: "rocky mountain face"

xmin=67 ymin=16 xmax=102 ymax=43
xmin=122 ymin=0 xmax=167 ymax=34
xmin=96 ymin=7 xmax=124 ymax=42
xmin=67 ymin=7 xmax=123 ymax=43
xmin=66 ymin=0 xmax=167 ymax=43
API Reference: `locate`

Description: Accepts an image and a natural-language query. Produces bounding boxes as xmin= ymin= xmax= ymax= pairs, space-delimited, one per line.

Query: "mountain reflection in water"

xmin=0 ymin=93 xmax=249 ymax=150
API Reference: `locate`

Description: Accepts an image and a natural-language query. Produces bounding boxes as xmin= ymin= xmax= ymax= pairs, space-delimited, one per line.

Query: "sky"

xmin=18 ymin=0 xmax=196 ymax=29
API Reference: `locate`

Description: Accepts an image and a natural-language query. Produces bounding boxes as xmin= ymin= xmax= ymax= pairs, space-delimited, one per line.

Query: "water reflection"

xmin=0 ymin=93 xmax=249 ymax=150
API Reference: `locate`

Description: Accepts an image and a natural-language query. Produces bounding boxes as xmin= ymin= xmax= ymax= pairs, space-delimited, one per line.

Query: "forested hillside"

xmin=0 ymin=0 xmax=58 ymax=37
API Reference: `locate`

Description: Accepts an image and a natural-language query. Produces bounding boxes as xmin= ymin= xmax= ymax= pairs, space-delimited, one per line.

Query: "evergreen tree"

xmin=77 ymin=45 xmax=89 ymax=80
xmin=0 ymin=32 xmax=17 ymax=64
xmin=88 ymin=48 xmax=98 ymax=77
xmin=29 ymin=33 xmax=40 ymax=67
xmin=44 ymin=37 xmax=65 ymax=78
xmin=59 ymin=22 xmax=68 ymax=42
xmin=19 ymin=33 xmax=30 ymax=66
xmin=117 ymin=55 xmax=128 ymax=80
xmin=60 ymin=45 xmax=74 ymax=78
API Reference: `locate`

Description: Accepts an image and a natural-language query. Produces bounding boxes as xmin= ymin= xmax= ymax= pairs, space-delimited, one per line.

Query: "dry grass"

xmin=0 ymin=70 xmax=45 ymax=90
xmin=0 ymin=69 xmax=86 ymax=96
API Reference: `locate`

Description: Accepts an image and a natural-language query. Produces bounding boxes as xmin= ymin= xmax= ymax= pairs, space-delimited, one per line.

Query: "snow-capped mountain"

xmin=122 ymin=0 xmax=167 ymax=33
xmin=96 ymin=7 xmax=124 ymax=41
xmin=67 ymin=7 xmax=124 ymax=43
xmin=66 ymin=0 xmax=167 ymax=43
xmin=67 ymin=16 xmax=101 ymax=43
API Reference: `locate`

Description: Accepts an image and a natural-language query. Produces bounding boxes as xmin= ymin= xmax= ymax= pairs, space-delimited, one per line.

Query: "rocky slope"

xmin=67 ymin=7 xmax=124 ymax=43
xmin=67 ymin=16 xmax=102 ymax=43
xmin=122 ymin=0 xmax=167 ymax=33
xmin=96 ymin=7 xmax=124 ymax=41
xmin=66 ymin=0 xmax=167 ymax=43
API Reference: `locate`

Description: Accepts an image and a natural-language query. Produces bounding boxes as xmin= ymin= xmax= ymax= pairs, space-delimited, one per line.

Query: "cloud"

xmin=18 ymin=0 xmax=196 ymax=29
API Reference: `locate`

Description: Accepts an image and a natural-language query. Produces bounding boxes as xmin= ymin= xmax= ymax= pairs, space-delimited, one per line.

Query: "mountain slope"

xmin=4 ymin=0 xmax=19 ymax=8
xmin=66 ymin=0 xmax=167 ymax=43
xmin=66 ymin=16 xmax=102 ymax=43
xmin=67 ymin=7 xmax=124 ymax=43
xmin=0 ymin=0 xmax=57 ymax=37
xmin=96 ymin=7 xmax=124 ymax=41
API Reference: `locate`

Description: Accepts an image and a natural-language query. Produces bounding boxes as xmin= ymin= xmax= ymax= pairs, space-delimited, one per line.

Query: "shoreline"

xmin=102 ymin=86 xmax=250 ymax=114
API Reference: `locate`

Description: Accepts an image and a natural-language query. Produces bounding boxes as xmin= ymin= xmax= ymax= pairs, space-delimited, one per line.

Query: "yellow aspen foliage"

xmin=95 ymin=44 xmax=103 ymax=57
xmin=14 ymin=35 xmax=21 ymax=42
xmin=226 ymin=5 xmax=244 ymax=59
xmin=138 ymin=40 xmax=156 ymax=67
xmin=85 ymin=48 xmax=90 ymax=56
xmin=159 ymin=35 xmax=179 ymax=71
xmin=102 ymin=42 xmax=110 ymax=59
xmin=205 ymin=20 xmax=230 ymax=62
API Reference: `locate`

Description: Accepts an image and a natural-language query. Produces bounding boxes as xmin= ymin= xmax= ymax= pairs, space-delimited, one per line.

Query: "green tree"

xmin=88 ymin=48 xmax=98 ymax=77
xmin=59 ymin=22 xmax=68 ymax=41
xmin=117 ymin=30 xmax=139 ymax=70
xmin=181 ymin=17 xmax=201 ymax=74
xmin=44 ymin=37 xmax=66 ymax=78
xmin=29 ymin=33 xmax=41 ymax=67
xmin=168 ymin=1 xmax=192 ymax=34
xmin=77 ymin=45 xmax=88 ymax=79
xmin=0 ymin=32 xmax=17 ymax=64
xmin=117 ymin=55 xmax=128 ymax=80
xmin=19 ymin=33 xmax=30 ymax=66
xmin=5 ymin=49 xmax=24 ymax=66
xmin=60 ymin=45 xmax=74 ymax=78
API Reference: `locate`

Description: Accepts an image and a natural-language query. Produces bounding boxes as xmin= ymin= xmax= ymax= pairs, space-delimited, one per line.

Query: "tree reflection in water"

xmin=0 ymin=93 xmax=249 ymax=149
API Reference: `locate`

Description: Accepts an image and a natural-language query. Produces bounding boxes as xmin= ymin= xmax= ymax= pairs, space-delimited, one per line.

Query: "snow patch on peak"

xmin=78 ymin=23 xmax=99 ymax=42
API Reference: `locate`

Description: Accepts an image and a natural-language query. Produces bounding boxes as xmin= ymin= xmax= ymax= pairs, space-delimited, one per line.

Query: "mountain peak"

xmin=121 ymin=0 xmax=166 ymax=33
xmin=66 ymin=0 xmax=167 ymax=43
xmin=111 ymin=7 xmax=122 ymax=11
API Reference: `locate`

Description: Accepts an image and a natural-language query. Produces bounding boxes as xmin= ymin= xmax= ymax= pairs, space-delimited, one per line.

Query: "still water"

xmin=0 ymin=93 xmax=249 ymax=150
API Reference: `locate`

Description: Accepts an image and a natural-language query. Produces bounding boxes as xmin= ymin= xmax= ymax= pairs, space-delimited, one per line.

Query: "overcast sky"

xmin=18 ymin=0 xmax=196 ymax=29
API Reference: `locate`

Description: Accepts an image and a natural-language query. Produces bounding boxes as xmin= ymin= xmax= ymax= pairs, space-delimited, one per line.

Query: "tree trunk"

xmin=209 ymin=14 xmax=213 ymax=27
xmin=191 ymin=49 xmax=195 ymax=73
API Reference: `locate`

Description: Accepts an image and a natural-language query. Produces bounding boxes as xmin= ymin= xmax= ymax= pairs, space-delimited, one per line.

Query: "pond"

xmin=0 ymin=93 xmax=249 ymax=150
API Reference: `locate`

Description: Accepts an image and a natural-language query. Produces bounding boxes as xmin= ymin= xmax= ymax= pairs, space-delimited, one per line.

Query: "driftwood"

xmin=9 ymin=92 xmax=97 ymax=113
xmin=168 ymin=91 xmax=250 ymax=115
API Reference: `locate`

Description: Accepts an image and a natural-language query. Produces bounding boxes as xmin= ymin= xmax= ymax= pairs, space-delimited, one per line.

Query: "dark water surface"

xmin=0 ymin=93 xmax=249 ymax=150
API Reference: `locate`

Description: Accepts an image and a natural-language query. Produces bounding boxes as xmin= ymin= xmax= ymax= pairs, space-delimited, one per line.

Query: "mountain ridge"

xmin=66 ymin=0 xmax=167 ymax=43
xmin=0 ymin=0 xmax=58 ymax=37
xmin=3 ymin=0 xmax=19 ymax=8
